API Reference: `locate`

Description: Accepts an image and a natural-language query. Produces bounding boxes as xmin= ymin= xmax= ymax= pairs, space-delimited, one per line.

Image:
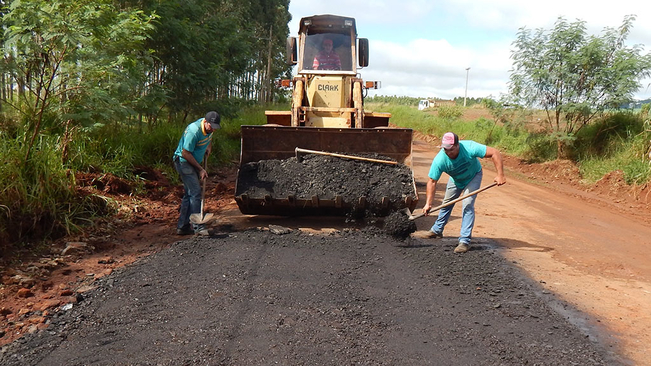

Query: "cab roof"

xmin=298 ymin=14 xmax=357 ymax=36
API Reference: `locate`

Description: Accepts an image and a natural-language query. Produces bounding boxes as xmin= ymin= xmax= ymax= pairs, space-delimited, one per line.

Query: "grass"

xmin=0 ymin=134 xmax=102 ymax=250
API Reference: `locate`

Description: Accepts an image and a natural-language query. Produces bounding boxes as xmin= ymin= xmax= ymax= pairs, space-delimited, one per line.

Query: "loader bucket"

xmin=235 ymin=125 xmax=418 ymax=216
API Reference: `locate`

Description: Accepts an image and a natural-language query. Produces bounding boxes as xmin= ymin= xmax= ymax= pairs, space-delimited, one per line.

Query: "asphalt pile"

xmin=236 ymin=154 xmax=417 ymax=215
xmin=0 ymin=229 xmax=620 ymax=365
xmin=382 ymin=210 xmax=417 ymax=239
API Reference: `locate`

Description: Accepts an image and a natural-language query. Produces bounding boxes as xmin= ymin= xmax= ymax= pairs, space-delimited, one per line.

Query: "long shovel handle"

xmin=295 ymin=147 xmax=398 ymax=165
xmin=200 ymin=155 xmax=208 ymax=217
xmin=409 ymin=182 xmax=498 ymax=220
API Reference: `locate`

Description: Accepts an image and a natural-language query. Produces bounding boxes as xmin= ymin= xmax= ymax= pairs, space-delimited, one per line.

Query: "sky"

xmin=287 ymin=0 xmax=651 ymax=101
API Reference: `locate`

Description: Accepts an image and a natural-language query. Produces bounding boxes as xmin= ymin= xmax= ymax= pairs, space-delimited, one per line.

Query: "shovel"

xmin=190 ymin=156 xmax=215 ymax=225
xmin=406 ymin=182 xmax=498 ymax=220
xmin=295 ymin=147 xmax=398 ymax=165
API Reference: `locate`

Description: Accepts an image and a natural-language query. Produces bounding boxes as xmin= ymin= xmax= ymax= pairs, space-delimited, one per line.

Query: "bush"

xmin=575 ymin=112 xmax=644 ymax=158
xmin=437 ymin=105 xmax=463 ymax=120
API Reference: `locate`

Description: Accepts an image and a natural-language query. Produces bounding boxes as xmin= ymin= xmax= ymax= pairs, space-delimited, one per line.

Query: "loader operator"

xmin=413 ymin=132 xmax=506 ymax=253
xmin=173 ymin=111 xmax=220 ymax=236
xmin=312 ymin=38 xmax=341 ymax=70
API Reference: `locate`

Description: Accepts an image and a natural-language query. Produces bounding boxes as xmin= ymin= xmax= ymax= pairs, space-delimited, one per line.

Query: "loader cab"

xmin=303 ymin=33 xmax=352 ymax=72
xmin=278 ymin=14 xmax=381 ymax=129
xmin=288 ymin=15 xmax=368 ymax=76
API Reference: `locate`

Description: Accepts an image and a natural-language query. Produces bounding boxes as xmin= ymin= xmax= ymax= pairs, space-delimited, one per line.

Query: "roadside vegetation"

xmin=1 ymin=2 xmax=650 ymax=259
xmin=0 ymin=0 xmax=291 ymax=254
xmin=368 ymin=100 xmax=651 ymax=187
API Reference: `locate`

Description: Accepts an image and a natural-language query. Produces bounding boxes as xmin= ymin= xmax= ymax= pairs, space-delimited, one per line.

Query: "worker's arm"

xmin=484 ymin=146 xmax=506 ymax=185
xmin=422 ymin=178 xmax=438 ymax=216
xmin=181 ymin=149 xmax=208 ymax=180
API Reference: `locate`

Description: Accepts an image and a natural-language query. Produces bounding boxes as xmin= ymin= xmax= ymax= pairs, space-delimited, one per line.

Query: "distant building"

xmin=418 ymin=99 xmax=457 ymax=111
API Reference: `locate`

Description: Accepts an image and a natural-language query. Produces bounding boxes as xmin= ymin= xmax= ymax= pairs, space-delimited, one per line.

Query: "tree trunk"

xmin=61 ymin=119 xmax=74 ymax=164
xmin=265 ymin=24 xmax=273 ymax=103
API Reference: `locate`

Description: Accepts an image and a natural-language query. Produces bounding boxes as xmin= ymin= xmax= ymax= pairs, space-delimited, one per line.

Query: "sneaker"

xmin=454 ymin=243 xmax=470 ymax=253
xmin=195 ymin=229 xmax=210 ymax=236
xmin=176 ymin=226 xmax=193 ymax=236
xmin=412 ymin=230 xmax=442 ymax=239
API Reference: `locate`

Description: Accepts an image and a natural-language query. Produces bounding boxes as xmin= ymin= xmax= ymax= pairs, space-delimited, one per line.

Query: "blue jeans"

xmin=173 ymin=157 xmax=204 ymax=232
xmin=429 ymin=170 xmax=483 ymax=245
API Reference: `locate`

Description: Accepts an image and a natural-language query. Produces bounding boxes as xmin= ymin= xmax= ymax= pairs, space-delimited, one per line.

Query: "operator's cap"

xmin=205 ymin=111 xmax=221 ymax=129
xmin=440 ymin=132 xmax=458 ymax=150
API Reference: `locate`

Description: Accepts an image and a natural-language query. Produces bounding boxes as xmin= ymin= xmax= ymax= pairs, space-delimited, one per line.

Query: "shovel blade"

xmin=400 ymin=207 xmax=423 ymax=221
xmin=408 ymin=212 xmax=424 ymax=221
xmin=190 ymin=213 xmax=215 ymax=225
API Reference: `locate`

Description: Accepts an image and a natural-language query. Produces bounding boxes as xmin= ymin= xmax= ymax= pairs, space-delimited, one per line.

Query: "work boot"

xmin=195 ymin=228 xmax=210 ymax=236
xmin=176 ymin=226 xmax=193 ymax=236
xmin=454 ymin=243 xmax=470 ymax=253
xmin=412 ymin=230 xmax=442 ymax=239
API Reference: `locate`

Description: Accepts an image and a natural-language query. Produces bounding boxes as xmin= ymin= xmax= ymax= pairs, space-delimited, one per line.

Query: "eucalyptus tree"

xmin=508 ymin=15 xmax=651 ymax=158
xmin=120 ymin=0 xmax=291 ymax=122
xmin=0 ymin=0 xmax=11 ymax=107
xmin=245 ymin=0 xmax=291 ymax=103
xmin=1 ymin=0 xmax=156 ymax=161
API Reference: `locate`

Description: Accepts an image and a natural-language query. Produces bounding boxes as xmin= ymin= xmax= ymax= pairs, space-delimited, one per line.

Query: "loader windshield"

xmin=303 ymin=33 xmax=353 ymax=72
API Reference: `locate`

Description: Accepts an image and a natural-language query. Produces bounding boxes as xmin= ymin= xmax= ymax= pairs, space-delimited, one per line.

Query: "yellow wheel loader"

xmin=235 ymin=14 xmax=417 ymax=216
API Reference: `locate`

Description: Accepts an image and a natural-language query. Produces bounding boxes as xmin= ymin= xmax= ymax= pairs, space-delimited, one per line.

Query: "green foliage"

xmin=437 ymin=105 xmax=463 ymax=120
xmin=580 ymin=153 xmax=651 ymax=185
xmin=365 ymin=95 xmax=421 ymax=106
xmin=453 ymin=97 xmax=483 ymax=107
xmin=575 ymin=111 xmax=651 ymax=184
xmin=575 ymin=111 xmax=644 ymax=157
xmin=641 ymin=103 xmax=650 ymax=120
xmin=1 ymin=0 xmax=158 ymax=161
xmin=0 ymin=0 xmax=293 ymax=251
xmin=622 ymin=160 xmax=651 ymax=185
xmin=0 ymin=133 xmax=114 ymax=251
xmin=366 ymin=95 xmax=485 ymax=108
xmin=0 ymin=104 xmax=270 ymax=249
xmin=124 ymin=0 xmax=292 ymax=117
xmin=522 ymin=133 xmax=559 ymax=163
xmin=509 ymin=15 xmax=651 ymax=158
xmin=366 ymin=103 xmax=440 ymax=134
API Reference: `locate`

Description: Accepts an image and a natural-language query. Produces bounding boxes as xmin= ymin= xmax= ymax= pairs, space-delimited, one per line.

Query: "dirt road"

xmin=1 ymin=136 xmax=649 ymax=365
xmin=409 ymin=138 xmax=651 ymax=365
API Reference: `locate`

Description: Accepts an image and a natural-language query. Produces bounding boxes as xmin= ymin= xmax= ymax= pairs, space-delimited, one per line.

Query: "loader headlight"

xmin=344 ymin=19 xmax=353 ymax=27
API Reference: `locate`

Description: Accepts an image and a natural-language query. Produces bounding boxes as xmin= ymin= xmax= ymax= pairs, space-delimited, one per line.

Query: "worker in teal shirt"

xmin=413 ymin=132 xmax=506 ymax=253
xmin=173 ymin=111 xmax=220 ymax=236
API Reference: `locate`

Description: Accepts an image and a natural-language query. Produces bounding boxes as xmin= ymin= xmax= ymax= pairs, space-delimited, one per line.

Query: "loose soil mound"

xmin=236 ymin=154 xmax=416 ymax=215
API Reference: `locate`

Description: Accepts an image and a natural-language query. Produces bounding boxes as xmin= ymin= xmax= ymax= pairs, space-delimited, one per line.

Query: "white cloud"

xmin=363 ymin=38 xmax=511 ymax=99
xmin=288 ymin=0 xmax=651 ymax=100
xmin=289 ymin=0 xmax=437 ymax=28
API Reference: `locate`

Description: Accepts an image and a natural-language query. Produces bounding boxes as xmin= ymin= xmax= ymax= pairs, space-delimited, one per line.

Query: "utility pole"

xmin=464 ymin=67 xmax=470 ymax=107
